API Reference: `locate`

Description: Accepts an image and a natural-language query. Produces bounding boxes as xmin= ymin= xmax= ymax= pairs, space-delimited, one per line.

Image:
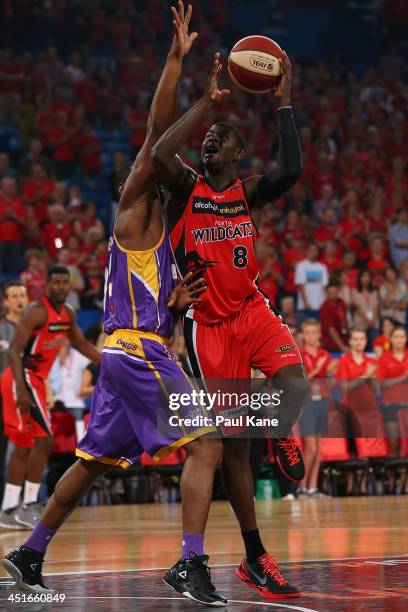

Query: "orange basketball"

xmin=228 ymin=35 xmax=283 ymax=94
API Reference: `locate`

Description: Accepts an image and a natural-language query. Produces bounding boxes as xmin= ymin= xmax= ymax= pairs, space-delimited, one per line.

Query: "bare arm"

xmin=66 ymin=306 xmax=101 ymax=364
xmin=244 ymin=52 xmax=302 ymax=209
xmin=79 ymin=368 xmax=95 ymax=398
xmin=8 ymin=301 xmax=48 ymax=414
xmin=118 ymin=2 xmax=197 ymax=216
xmin=327 ymin=327 xmax=348 ymax=352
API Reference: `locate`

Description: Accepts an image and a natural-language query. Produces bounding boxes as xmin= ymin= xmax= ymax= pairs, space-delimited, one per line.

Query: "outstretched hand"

xmin=205 ymin=52 xmax=231 ymax=104
xmin=274 ymin=51 xmax=292 ymax=105
xmin=167 ymin=272 xmax=207 ymax=312
xmin=170 ymin=2 xmax=198 ymax=59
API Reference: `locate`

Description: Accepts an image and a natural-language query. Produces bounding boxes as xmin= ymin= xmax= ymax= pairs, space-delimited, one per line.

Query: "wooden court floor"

xmin=0 ymin=496 xmax=407 ymax=611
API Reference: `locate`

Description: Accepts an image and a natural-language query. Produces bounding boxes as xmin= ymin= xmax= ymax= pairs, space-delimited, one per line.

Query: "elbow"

xmin=285 ymin=163 xmax=302 ymax=187
xmin=151 ymin=142 xmax=165 ymax=166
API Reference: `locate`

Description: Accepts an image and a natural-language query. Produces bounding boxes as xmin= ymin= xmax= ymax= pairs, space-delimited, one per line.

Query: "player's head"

xmin=47 ymin=265 xmax=70 ymax=304
xmin=201 ymin=122 xmax=245 ymax=172
xmin=3 ymin=282 xmax=28 ymax=317
xmin=390 ymin=325 xmax=407 ymax=352
xmin=301 ymin=319 xmax=321 ymax=347
xmin=349 ymin=328 xmax=367 ymax=353
xmin=115 ymin=162 xmax=133 ymax=195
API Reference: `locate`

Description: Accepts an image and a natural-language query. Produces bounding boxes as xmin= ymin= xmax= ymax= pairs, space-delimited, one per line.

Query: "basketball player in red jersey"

xmin=152 ymin=54 xmax=309 ymax=598
xmin=0 ymin=266 xmax=100 ymax=531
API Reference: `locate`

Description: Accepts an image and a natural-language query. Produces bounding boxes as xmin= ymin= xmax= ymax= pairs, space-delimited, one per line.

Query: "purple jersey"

xmin=103 ymin=226 xmax=178 ymax=338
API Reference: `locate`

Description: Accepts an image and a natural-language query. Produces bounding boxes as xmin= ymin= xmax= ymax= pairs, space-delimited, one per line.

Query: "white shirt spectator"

xmin=55 ymin=349 xmax=90 ymax=409
xmin=295 ymin=259 xmax=328 ymax=310
xmin=389 ymin=213 xmax=408 ymax=267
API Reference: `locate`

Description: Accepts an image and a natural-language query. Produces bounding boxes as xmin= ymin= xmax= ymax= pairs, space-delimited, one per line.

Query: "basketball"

xmin=228 ymin=35 xmax=284 ymax=93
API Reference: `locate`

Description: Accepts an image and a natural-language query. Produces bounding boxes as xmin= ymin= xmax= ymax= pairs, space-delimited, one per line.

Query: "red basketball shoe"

xmin=236 ymin=553 xmax=300 ymax=599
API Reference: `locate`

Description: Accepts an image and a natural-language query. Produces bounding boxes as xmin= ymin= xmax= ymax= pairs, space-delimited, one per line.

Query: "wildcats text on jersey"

xmin=192 ymin=221 xmax=254 ymax=245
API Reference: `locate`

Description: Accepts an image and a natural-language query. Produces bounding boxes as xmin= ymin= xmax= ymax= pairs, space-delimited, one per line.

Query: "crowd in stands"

xmin=0 ymin=0 xmax=407 ymax=498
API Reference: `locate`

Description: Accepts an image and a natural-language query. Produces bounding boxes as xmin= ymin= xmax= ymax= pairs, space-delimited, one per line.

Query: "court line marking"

xmin=15 ymin=553 xmax=408 ymax=577
xmin=0 ymin=595 xmax=319 ymax=610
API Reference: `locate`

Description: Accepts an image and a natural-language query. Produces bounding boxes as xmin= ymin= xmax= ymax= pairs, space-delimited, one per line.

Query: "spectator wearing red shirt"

xmin=337 ymin=329 xmax=379 ymax=443
xmin=20 ymin=249 xmax=47 ymax=301
xmin=320 ymin=240 xmax=342 ymax=275
xmin=279 ymin=210 xmax=305 ymax=247
xmin=319 ymin=283 xmax=349 ymax=353
xmin=40 ymin=203 xmax=72 ymax=258
xmin=367 ymin=234 xmax=389 ymax=288
xmin=298 ymin=319 xmax=336 ymax=497
xmin=256 ymin=243 xmax=282 ymax=306
xmin=313 ymin=183 xmax=340 ymax=223
xmin=377 ymin=326 xmax=408 ymax=457
xmin=23 ymin=164 xmax=55 ymax=225
xmin=342 ymin=251 xmax=359 ymax=289
xmin=18 ymin=138 xmax=55 ymax=181
xmin=313 ymin=208 xmax=339 ymax=248
xmin=282 ymin=237 xmax=307 ymax=296
xmin=373 ymin=317 xmax=395 ymax=358
xmin=46 ymin=110 xmax=76 ymax=179
xmin=0 ymin=177 xmax=28 ymax=274
xmin=75 ymin=124 xmax=102 ymax=175
xmin=338 ymin=201 xmax=367 ymax=260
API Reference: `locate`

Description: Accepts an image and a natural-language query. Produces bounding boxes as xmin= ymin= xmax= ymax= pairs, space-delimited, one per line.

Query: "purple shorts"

xmin=76 ymin=330 xmax=214 ymax=468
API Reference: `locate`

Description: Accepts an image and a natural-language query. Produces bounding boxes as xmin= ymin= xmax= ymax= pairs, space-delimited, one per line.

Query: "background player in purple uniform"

xmin=2 ymin=5 xmax=227 ymax=606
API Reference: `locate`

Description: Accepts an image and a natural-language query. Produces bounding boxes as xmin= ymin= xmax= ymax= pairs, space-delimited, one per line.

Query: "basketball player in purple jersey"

xmin=2 ymin=4 xmax=227 ymax=606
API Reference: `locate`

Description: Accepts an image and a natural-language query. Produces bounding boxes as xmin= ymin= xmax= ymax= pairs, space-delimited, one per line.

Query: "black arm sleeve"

xmin=255 ymin=107 xmax=302 ymax=206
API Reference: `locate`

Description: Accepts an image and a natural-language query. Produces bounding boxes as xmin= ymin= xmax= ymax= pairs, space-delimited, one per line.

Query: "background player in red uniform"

xmin=152 ymin=53 xmax=309 ymax=599
xmin=0 ymin=266 xmax=100 ymax=530
xmin=298 ymin=319 xmax=337 ymax=497
xmin=377 ymin=325 xmax=408 ymax=458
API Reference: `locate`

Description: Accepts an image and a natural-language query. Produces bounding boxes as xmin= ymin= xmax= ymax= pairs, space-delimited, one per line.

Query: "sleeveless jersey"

xmin=170 ymin=175 xmax=259 ymax=324
xmin=23 ymin=296 xmax=71 ymax=378
xmin=103 ymin=226 xmax=178 ymax=338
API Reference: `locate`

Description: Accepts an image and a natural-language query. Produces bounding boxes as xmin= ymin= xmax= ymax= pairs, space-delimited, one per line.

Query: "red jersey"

xmin=373 ymin=334 xmax=391 ymax=354
xmin=23 ymin=296 xmax=71 ymax=379
xmin=336 ymin=352 xmax=378 ymax=409
xmin=300 ymin=346 xmax=333 ymax=398
xmin=377 ymin=350 xmax=408 ymax=405
xmin=170 ymin=175 xmax=259 ymax=324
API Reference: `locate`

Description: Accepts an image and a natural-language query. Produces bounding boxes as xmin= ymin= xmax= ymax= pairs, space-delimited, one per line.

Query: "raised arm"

xmin=244 ymin=52 xmax=302 ymax=209
xmin=119 ymin=2 xmax=197 ymax=212
xmin=151 ymin=52 xmax=230 ymax=194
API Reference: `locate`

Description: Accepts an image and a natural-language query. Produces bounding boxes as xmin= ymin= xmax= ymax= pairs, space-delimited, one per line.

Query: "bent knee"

xmin=184 ymin=436 xmax=223 ymax=464
xmin=222 ymin=438 xmax=250 ymax=465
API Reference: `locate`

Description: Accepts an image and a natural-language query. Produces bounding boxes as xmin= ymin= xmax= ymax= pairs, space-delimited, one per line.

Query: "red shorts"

xmin=1 ymin=367 xmax=52 ymax=448
xmin=184 ymin=292 xmax=303 ymax=434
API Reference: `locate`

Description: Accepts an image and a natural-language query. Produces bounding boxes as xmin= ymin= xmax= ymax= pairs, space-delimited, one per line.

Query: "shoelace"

xmin=277 ymin=436 xmax=300 ymax=466
xmin=259 ymin=554 xmax=288 ymax=586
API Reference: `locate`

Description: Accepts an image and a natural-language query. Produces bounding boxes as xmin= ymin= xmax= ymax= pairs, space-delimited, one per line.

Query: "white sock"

xmin=1 ymin=484 xmax=22 ymax=511
xmin=23 ymin=481 xmax=41 ymax=505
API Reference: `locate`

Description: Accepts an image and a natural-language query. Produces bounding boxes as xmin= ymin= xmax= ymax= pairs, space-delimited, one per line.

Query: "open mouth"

xmin=204 ymin=143 xmax=219 ymax=156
